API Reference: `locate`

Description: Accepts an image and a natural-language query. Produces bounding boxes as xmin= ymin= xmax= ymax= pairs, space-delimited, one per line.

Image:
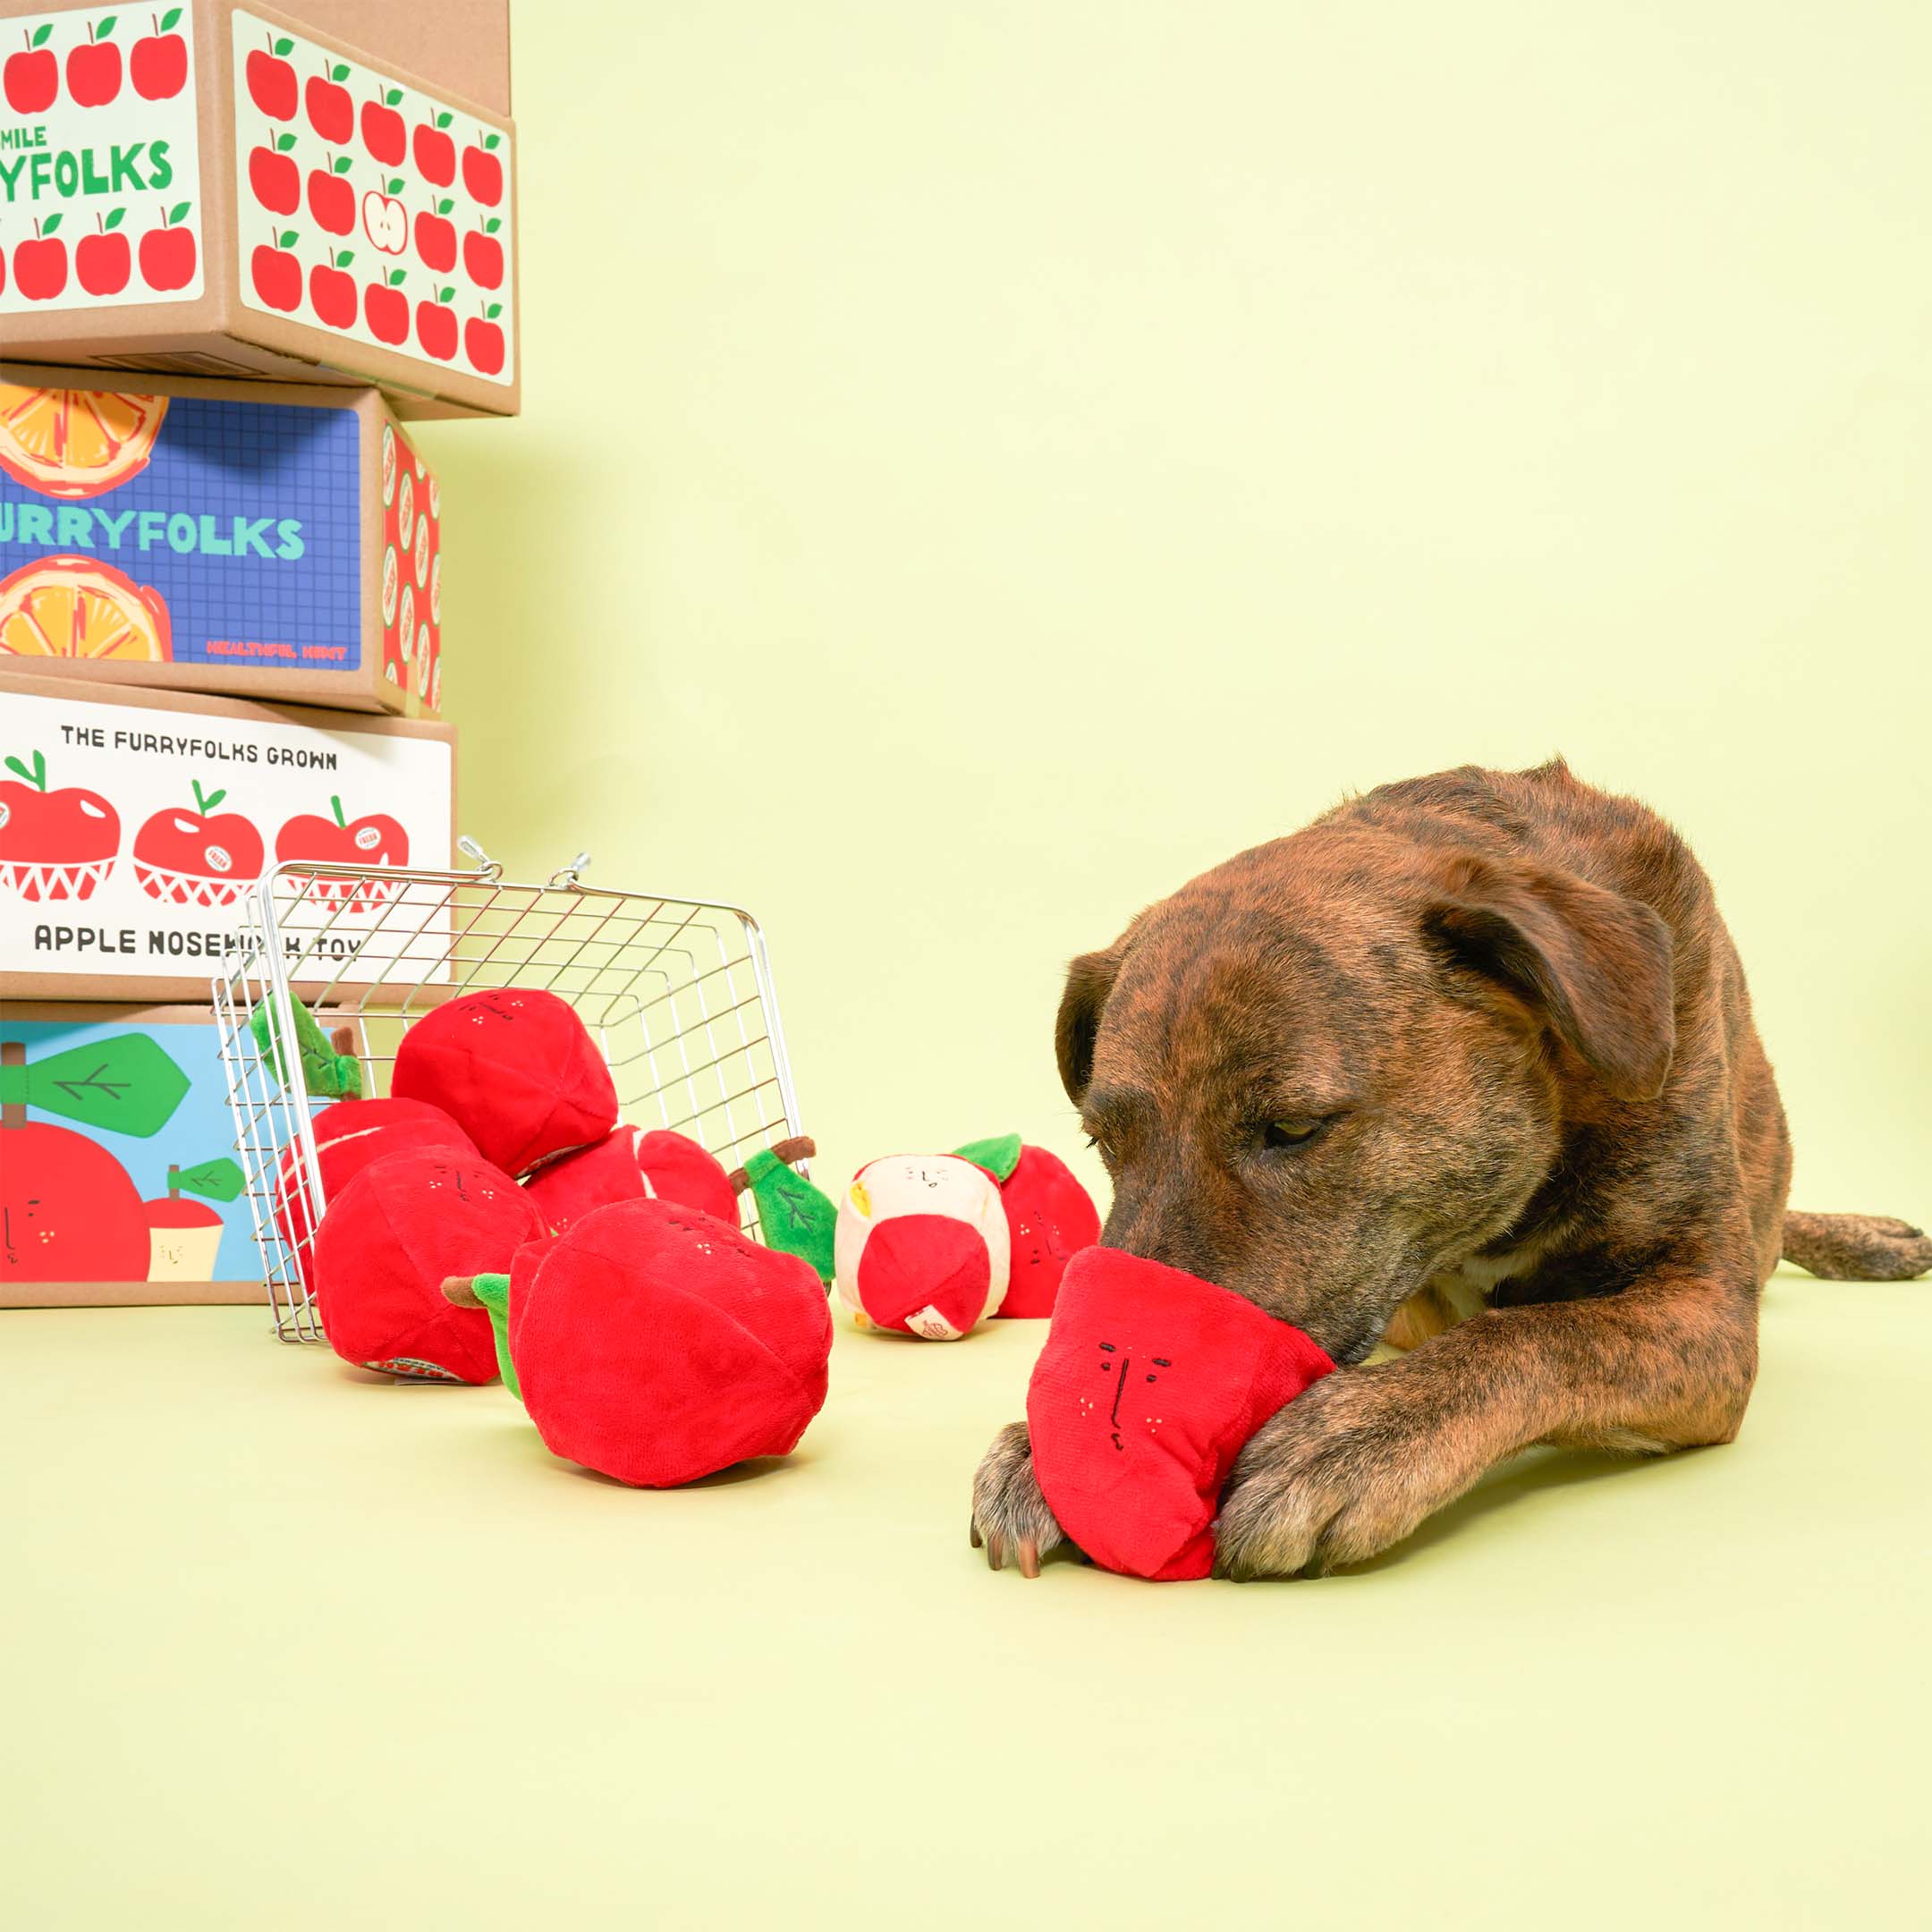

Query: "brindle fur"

xmin=970 ymin=760 xmax=1931 ymax=1580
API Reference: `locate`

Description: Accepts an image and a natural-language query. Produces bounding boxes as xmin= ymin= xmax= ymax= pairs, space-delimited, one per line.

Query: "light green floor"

xmin=4 ymin=1272 xmax=1928 ymax=1930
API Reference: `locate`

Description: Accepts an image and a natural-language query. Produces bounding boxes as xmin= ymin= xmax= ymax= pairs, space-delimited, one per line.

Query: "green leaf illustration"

xmin=272 ymin=36 xmax=292 ymax=55
xmin=483 ymin=216 xmax=499 ymax=234
xmin=4 ymin=750 xmax=48 ymax=790
xmin=161 ymin=8 xmax=182 ymax=30
xmin=96 ymin=15 xmax=117 ymax=38
xmin=386 ymin=267 xmax=406 ymax=286
xmin=30 ymin=22 xmax=51 ymax=47
xmin=332 ymin=154 xmax=352 ymax=174
xmin=434 ymin=110 xmax=451 ymax=130
xmin=277 ymin=228 xmax=298 ymax=248
xmin=742 ymin=1150 xmax=837 ymax=1285
xmin=190 ymin=779 xmax=226 ymax=814
xmin=383 ymin=86 xmax=401 ymax=107
xmin=275 ymin=131 xmax=296 ymax=151
xmin=168 ymin=200 xmax=191 ymax=225
xmin=436 ymin=197 xmax=452 ymax=216
xmin=0 ymin=1036 xmax=191 ymax=1138
xmin=484 ymin=301 xmax=501 ymax=319
xmin=176 ymin=1157 xmax=244 ymax=1204
xmin=103 ymin=206 xmax=125 ymax=231
xmin=329 ymin=62 xmax=348 ymax=82
xmin=335 ymin=249 xmax=354 ymax=268
xmin=40 ymin=212 xmax=61 ymax=236
xmin=436 ymin=284 xmax=453 ymax=303
xmin=954 ymin=1132 xmax=1023 ymax=1182
xmin=386 ymin=175 xmax=403 ymax=194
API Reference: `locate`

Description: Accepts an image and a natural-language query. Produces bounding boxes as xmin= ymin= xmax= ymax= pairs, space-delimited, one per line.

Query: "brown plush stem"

xmin=441 ymin=1275 xmax=483 ymax=1308
xmin=330 ymin=1025 xmax=357 ymax=1057
xmin=728 ymin=1134 xmax=818 ymax=1194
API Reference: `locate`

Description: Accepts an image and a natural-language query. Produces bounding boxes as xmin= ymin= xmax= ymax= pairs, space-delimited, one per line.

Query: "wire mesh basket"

xmin=211 ymin=841 xmax=807 ymax=1343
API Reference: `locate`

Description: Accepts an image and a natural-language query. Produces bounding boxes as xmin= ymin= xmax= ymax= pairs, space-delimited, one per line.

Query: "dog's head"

xmin=1057 ymin=823 xmax=1675 ymax=1362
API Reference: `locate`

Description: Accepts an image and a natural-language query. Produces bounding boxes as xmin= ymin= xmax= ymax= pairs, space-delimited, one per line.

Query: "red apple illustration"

xmin=307 ymin=153 xmax=355 ymax=235
xmin=415 ymin=287 xmax=457 ymax=361
xmin=4 ymin=23 xmax=57 ymax=113
xmin=364 ymin=267 xmax=409 ymax=344
xmin=144 ymin=1162 xmax=233 ymax=1283
xmin=133 ymin=779 xmax=265 ymax=909
xmin=131 ymin=9 xmax=186 ymax=99
xmin=305 ymin=60 xmax=352 ymax=143
xmin=77 ymin=208 xmax=131 ymax=296
xmin=309 ymin=248 xmax=357 ymax=328
xmin=250 ymin=131 xmax=300 ymax=216
xmin=462 ymin=217 xmax=504 ymax=289
xmin=13 ymin=216 xmax=67 ymax=301
xmin=462 ymin=130 xmax=504 ymax=206
xmin=251 ymin=227 xmax=301 ymax=311
xmin=246 ymin=31 xmax=295 ymax=120
xmin=275 ymin=794 xmax=409 ymax=913
xmin=138 ymin=200 xmax=196 ymax=291
xmin=1 ymin=1119 xmax=150 ymax=1284
xmin=361 ymin=85 xmax=405 ymax=165
xmin=65 ymin=17 xmax=122 ymax=106
xmin=415 ymin=197 xmax=455 ymax=273
xmin=464 ymin=304 xmax=504 ymax=376
xmin=361 ymin=178 xmax=408 ymax=254
xmin=0 ymin=749 xmax=121 ymax=902
xmin=412 ymin=110 xmax=455 ymax=186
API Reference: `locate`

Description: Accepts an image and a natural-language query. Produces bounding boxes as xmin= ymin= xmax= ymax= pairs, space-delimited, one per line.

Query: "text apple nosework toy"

xmin=1024 ymin=1248 xmax=1336 ymax=1581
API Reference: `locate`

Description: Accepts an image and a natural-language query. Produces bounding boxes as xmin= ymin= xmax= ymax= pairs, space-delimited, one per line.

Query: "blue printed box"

xmin=0 ymin=362 xmax=443 ymax=715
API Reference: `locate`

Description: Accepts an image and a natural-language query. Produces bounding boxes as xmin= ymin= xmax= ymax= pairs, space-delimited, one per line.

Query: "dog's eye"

xmin=1263 ymin=1117 xmax=1328 ymax=1149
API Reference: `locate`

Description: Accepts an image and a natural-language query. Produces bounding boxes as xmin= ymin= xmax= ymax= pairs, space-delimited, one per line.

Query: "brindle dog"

xmin=971 ymin=759 xmax=1931 ymax=1579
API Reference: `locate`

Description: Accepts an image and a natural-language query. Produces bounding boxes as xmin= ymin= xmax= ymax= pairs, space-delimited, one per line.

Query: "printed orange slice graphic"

xmin=0 ymin=557 xmax=174 ymax=663
xmin=0 ymin=385 xmax=170 ymax=499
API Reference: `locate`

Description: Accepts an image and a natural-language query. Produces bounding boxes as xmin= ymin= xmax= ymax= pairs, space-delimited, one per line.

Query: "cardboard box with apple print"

xmin=0 ymin=665 xmax=454 ymax=1000
xmin=0 ymin=0 xmax=517 ymax=418
xmin=0 ymin=999 xmax=316 ymax=1305
xmin=1 ymin=362 xmax=443 ymax=716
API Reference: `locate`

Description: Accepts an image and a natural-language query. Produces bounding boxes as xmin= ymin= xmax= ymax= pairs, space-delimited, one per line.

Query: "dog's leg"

xmin=970 ymin=1421 xmax=1067 ymax=1576
xmin=1213 ymin=1258 xmax=1759 ymax=1579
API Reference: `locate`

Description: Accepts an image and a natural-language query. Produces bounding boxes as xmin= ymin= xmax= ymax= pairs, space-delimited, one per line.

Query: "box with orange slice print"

xmin=1 ymin=363 xmax=443 ymax=716
xmin=0 ymin=0 xmax=516 ymax=419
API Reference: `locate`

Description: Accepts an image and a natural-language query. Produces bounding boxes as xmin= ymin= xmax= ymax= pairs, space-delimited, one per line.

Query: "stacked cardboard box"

xmin=1 ymin=0 xmax=510 ymax=1306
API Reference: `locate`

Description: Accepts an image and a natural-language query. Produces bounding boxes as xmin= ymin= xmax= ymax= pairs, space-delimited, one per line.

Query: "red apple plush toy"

xmin=523 ymin=1124 xmax=739 ymax=1234
xmin=275 ymin=1096 xmax=477 ymax=1292
xmin=314 ymin=1145 xmax=546 ymax=1381
xmin=391 ymin=987 xmax=618 ymax=1177
xmin=834 ymin=1153 xmax=1011 ymax=1339
xmin=467 ymin=1197 xmax=833 ymax=1487
xmin=955 ymin=1133 xmax=1101 ymax=1318
xmin=1025 ymin=1247 xmax=1335 ymax=1580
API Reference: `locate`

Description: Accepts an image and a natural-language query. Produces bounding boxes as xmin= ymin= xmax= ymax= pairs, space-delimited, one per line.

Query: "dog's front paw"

xmin=970 ymin=1420 xmax=1066 ymax=1577
xmin=1212 ymin=1364 xmax=1473 ymax=1580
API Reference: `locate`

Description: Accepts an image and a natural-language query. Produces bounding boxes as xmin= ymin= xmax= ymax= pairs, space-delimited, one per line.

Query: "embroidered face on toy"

xmin=1083 ymin=1337 xmax=1178 ymax=1453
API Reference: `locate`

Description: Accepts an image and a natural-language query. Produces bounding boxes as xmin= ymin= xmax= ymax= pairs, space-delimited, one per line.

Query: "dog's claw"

xmin=1016 ymin=1537 xmax=1041 ymax=1579
xmin=969 ymin=1517 xmax=982 ymax=1549
xmin=986 ymin=1531 xmax=1005 ymax=1572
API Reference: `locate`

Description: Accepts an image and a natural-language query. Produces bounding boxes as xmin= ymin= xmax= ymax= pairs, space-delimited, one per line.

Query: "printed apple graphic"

xmin=65 ymin=17 xmax=122 ymax=106
xmin=416 ymin=286 xmax=458 ymax=361
xmin=77 ymin=208 xmax=131 ymax=297
xmin=250 ymin=226 xmax=301 ymax=312
xmin=364 ymin=267 xmax=409 ymax=344
xmin=5 ymin=22 xmax=57 ymax=112
xmin=414 ymin=197 xmax=455 ymax=273
xmin=361 ymin=178 xmax=408 ymax=254
xmin=138 ymin=200 xmax=196 ymax=291
xmin=309 ymin=247 xmax=356 ymax=328
xmin=462 ymin=217 xmax=503 ymax=289
xmin=0 ymin=750 xmax=120 ymax=902
xmin=412 ymin=110 xmax=455 ymax=186
xmin=250 ymin=130 xmax=299 ymax=215
xmin=246 ymin=31 xmax=296 ymax=120
xmin=1 ymin=1118 xmax=150 ymax=1285
xmin=462 ymin=130 xmax=504 ymax=206
xmin=305 ymin=59 xmax=352 ymax=143
xmin=132 ymin=779 xmax=265 ymax=909
xmin=13 ymin=216 xmax=67 ymax=302
xmin=275 ymin=794 xmax=409 ymax=914
xmin=307 ymin=153 xmax=356 ymax=235
xmin=131 ymin=9 xmax=187 ymax=99
xmin=361 ymin=85 xmax=405 ymax=165
xmin=144 ymin=1162 xmax=235 ymax=1283
xmin=464 ymin=303 xmax=505 ymax=376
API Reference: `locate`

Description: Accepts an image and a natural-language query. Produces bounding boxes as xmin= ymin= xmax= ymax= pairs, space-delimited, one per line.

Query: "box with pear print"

xmin=0 ymin=0 xmax=516 ymax=417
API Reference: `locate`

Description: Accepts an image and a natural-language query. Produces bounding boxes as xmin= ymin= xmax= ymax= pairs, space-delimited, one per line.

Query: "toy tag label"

xmin=0 ymin=4 xmax=205 ymax=313
xmin=230 ymin=11 xmax=513 ymax=385
xmin=905 ymin=1304 xmax=962 ymax=1341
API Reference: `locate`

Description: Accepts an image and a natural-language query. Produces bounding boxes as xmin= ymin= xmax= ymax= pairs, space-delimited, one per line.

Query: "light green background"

xmin=422 ymin=0 xmax=1931 ymax=1225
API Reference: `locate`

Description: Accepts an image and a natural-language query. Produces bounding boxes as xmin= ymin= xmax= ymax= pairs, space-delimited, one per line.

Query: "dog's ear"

xmin=1055 ymin=946 xmax=1123 ymax=1106
xmin=1423 ymin=859 xmax=1675 ymax=1101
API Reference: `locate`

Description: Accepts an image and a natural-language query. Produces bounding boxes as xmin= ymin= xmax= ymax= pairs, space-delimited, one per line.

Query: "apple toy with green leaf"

xmin=464 ymin=302 xmax=505 ymax=376
xmin=275 ymin=793 xmax=408 ymax=912
xmin=13 ymin=216 xmax=67 ymax=302
xmin=140 ymin=202 xmax=196 ymax=292
xmin=65 ymin=15 xmax=121 ymax=107
xmin=305 ymin=57 xmax=352 ymax=142
xmin=251 ymin=226 xmax=300 ymax=311
xmin=364 ymin=267 xmax=409 ymax=344
xmin=78 ymin=209 xmax=131 ymax=297
xmin=250 ymin=131 xmax=300 ymax=216
xmin=4 ymin=22 xmax=57 ymax=114
xmin=307 ymin=152 xmax=356 ymax=236
xmin=144 ymin=1158 xmax=244 ymax=1283
xmin=132 ymin=780 xmax=265 ymax=909
xmin=0 ymin=750 xmax=120 ymax=902
xmin=131 ymin=9 xmax=186 ymax=100
xmin=462 ymin=129 xmax=504 ymax=206
xmin=361 ymin=84 xmax=405 ymax=165
xmin=309 ymin=247 xmax=356 ymax=328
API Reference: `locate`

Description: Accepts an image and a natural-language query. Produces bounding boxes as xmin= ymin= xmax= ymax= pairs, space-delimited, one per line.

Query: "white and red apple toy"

xmin=275 ymin=793 xmax=408 ymax=913
xmin=132 ymin=780 xmax=266 ymax=909
xmin=834 ymin=1153 xmax=1012 ymax=1339
xmin=0 ymin=749 xmax=120 ymax=902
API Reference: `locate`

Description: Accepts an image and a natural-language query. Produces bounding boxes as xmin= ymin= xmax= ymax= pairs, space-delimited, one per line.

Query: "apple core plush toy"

xmin=524 ymin=1124 xmax=739 ymax=1234
xmin=314 ymin=1145 xmax=546 ymax=1381
xmin=1026 ymin=1247 xmax=1335 ymax=1580
xmin=451 ymin=1197 xmax=832 ymax=1487
xmin=955 ymin=1133 xmax=1101 ymax=1318
xmin=392 ymin=987 xmax=618 ymax=1176
xmin=834 ymin=1153 xmax=1012 ymax=1339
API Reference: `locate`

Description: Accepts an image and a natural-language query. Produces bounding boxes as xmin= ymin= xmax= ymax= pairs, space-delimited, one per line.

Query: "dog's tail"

xmin=1782 ymin=1211 xmax=1932 ymax=1281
